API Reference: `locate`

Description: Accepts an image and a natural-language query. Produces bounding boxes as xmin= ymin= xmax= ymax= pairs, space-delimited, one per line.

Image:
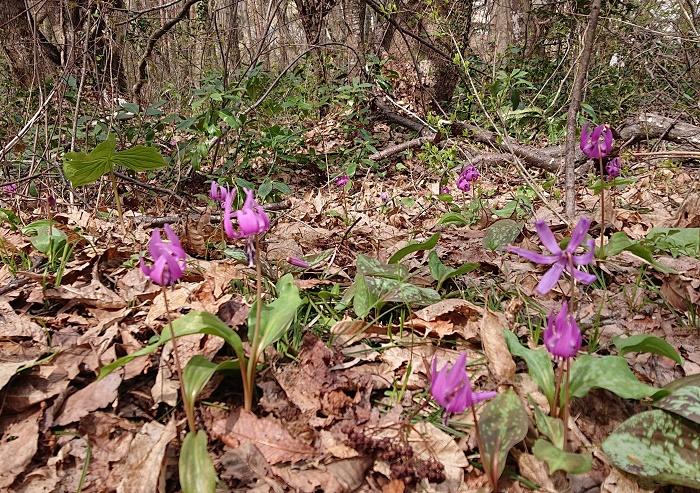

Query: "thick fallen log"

xmin=619 ymin=113 xmax=700 ymax=148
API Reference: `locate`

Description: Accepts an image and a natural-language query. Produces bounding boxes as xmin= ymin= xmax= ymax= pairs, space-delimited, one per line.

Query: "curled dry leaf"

xmin=219 ymin=410 xmax=316 ymax=465
xmin=410 ymin=299 xmax=483 ymax=340
xmin=407 ymin=422 xmax=469 ymax=493
xmin=271 ymin=457 xmax=372 ymax=493
xmin=479 ymin=309 xmax=516 ymax=383
xmin=0 ymin=408 xmax=42 ymax=488
xmin=116 ymin=419 xmax=177 ymax=493
xmin=54 ymin=372 xmax=123 ymax=426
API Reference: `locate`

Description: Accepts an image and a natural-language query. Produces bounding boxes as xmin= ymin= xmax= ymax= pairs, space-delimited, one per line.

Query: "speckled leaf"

xmin=478 ymin=389 xmax=529 ymax=486
xmin=533 ymin=439 xmax=591 ymax=474
xmin=483 ymin=219 xmax=523 ymax=251
xmin=532 ymin=404 xmax=564 ymax=450
xmin=602 ymin=410 xmax=700 ymax=488
xmin=364 ymin=277 xmax=441 ymax=306
xmin=654 ymin=385 xmax=700 ymax=425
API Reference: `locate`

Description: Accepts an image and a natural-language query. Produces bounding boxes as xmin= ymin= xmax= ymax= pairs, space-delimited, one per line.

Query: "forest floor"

xmin=1 ymin=128 xmax=700 ymax=492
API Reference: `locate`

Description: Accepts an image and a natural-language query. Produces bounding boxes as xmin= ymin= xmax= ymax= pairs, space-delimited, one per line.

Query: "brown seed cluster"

xmin=344 ymin=427 xmax=446 ymax=485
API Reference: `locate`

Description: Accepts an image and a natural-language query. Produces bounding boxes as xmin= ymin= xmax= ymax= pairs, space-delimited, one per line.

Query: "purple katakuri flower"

xmin=605 ymin=157 xmax=621 ymax=178
xmin=210 ymin=182 xmax=228 ymax=202
xmin=580 ymin=124 xmax=614 ymax=160
xmin=140 ymin=224 xmax=187 ymax=286
xmin=507 ymin=217 xmax=596 ymax=295
xmin=456 ymin=165 xmax=480 ymax=192
xmin=2 ymin=183 xmax=17 ymax=195
xmin=287 ymin=256 xmax=310 ymax=268
xmin=440 ymin=186 xmax=450 ymax=194
xmin=544 ymin=302 xmax=582 ymax=359
xmin=223 ymin=188 xmax=269 ymax=240
xmin=335 ymin=174 xmax=350 ymax=188
xmin=430 ymin=353 xmax=496 ymax=420
xmin=379 ymin=192 xmax=389 ymax=203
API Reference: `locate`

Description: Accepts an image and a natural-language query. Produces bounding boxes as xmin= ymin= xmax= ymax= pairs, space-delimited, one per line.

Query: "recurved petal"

xmin=567 ymin=217 xmax=592 ymax=251
xmin=163 ymin=224 xmax=185 ymax=259
xmin=535 ymin=220 xmax=561 ymax=254
xmin=573 ymin=239 xmax=596 ymax=266
xmin=507 ymin=246 xmax=558 ymax=265
xmin=469 ymin=390 xmax=497 ymax=406
xmin=536 ymin=262 xmax=565 ymax=295
xmin=149 ymin=256 xmax=169 ymax=286
xmin=570 ymin=266 xmax=597 ymax=285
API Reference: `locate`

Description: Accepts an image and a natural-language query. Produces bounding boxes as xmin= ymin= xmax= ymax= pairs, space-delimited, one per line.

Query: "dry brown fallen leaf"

xmin=479 ymin=309 xmax=516 ymax=383
xmin=600 ymin=468 xmax=654 ymax=493
xmin=0 ymin=299 xmax=47 ymax=344
xmin=0 ymin=359 xmax=33 ymax=392
xmin=0 ymin=407 xmax=41 ymax=488
xmin=271 ymin=457 xmax=372 ymax=493
xmin=515 ymin=452 xmax=556 ymax=492
xmin=407 ymin=422 xmax=469 ymax=493
xmin=54 ymin=371 xmax=123 ymax=426
xmin=116 ymin=419 xmax=177 ymax=493
xmin=410 ymin=299 xmax=483 ymax=340
xmin=221 ymin=409 xmax=316 ymax=465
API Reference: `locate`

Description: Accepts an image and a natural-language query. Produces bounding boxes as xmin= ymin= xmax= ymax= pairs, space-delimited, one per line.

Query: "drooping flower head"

xmin=223 ymin=188 xmax=270 ymax=239
xmin=379 ymin=191 xmax=389 ymax=203
xmin=580 ymin=124 xmax=614 ymax=160
xmin=456 ymin=165 xmax=480 ymax=192
xmin=287 ymin=256 xmax=310 ymax=268
xmin=544 ymin=302 xmax=582 ymax=359
xmin=2 ymin=184 xmax=17 ymax=196
xmin=507 ymin=217 xmax=596 ymax=295
xmin=430 ymin=352 xmax=496 ymax=421
xmin=140 ymin=224 xmax=187 ymax=286
xmin=335 ymin=174 xmax=350 ymax=188
xmin=210 ymin=182 xmax=228 ymax=202
xmin=605 ymin=157 xmax=621 ymax=178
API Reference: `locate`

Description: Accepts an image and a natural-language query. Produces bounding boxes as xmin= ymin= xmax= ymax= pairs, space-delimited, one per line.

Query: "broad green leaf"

xmin=602 ymin=410 xmax=700 ymax=488
xmin=258 ymin=179 xmax=273 ymax=199
xmin=247 ymin=274 xmax=302 ymax=351
xmin=364 ymin=277 xmax=440 ymax=306
xmin=493 ymin=201 xmax=517 ymax=218
xmin=180 ymin=431 xmax=217 ymax=493
xmin=644 ymin=227 xmax=700 ymax=258
xmin=533 ymin=439 xmax=592 ymax=474
xmin=99 ymin=311 xmax=243 ymax=379
xmin=589 ymin=177 xmax=636 ymax=194
xmin=428 ymin=251 xmax=478 ymax=290
xmin=356 ymin=254 xmax=408 ymax=279
xmin=388 ymin=233 xmax=440 ymax=264
xmin=479 ymin=389 xmax=529 ymax=487
xmin=654 ymin=385 xmax=700 ymax=425
xmin=436 ymin=212 xmax=470 ymax=226
xmin=353 ymin=273 xmax=377 ymax=318
xmin=183 ymin=356 xmax=239 ymax=419
xmin=532 ymin=403 xmax=564 ymax=449
xmin=569 ymin=355 xmax=659 ymax=401
xmin=22 ymin=219 xmax=67 ymax=255
xmin=63 ymin=134 xmax=167 ymax=186
xmin=63 ymin=134 xmax=117 ymax=186
xmin=602 ymin=232 xmax=673 ymax=272
xmin=483 ymin=219 xmax=523 ymax=251
xmin=112 ymin=145 xmax=166 ymax=172
xmin=0 ymin=208 xmax=21 ymax=228
xmin=504 ymin=330 xmax=555 ymax=406
xmin=613 ymin=334 xmax=683 ymax=365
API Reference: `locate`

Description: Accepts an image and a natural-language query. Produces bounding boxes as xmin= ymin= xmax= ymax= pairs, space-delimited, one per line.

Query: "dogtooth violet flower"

xmin=456 ymin=165 xmax=480 ymax=192
xmin=430 ymin=352 xmax=496 ymax=420
xmin=507 ymin=217 xmax=596 ymax=295
xmin=335 ymin=174 xmax=350 ymax=188
xmin=544 ymin=302 xmax=582 ymax=359
xmin=140 ymin=224 xmax=187 ymax=286
xmin=210 ymin=182 xmax=228 ymax=202
xmin=580 ymin=124 xmax=614 ymax=160
xmin=223 ymin=188 xmax=270 ymax=267
xmin=605 ymin=157 xmax=621 ymax=178
xmin=287 ymin=256 xmax=310 ymax=268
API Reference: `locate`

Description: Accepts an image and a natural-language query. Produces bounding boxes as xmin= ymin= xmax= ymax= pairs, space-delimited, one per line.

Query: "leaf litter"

xmin=0 ymin=155 xmax=699 ymax=493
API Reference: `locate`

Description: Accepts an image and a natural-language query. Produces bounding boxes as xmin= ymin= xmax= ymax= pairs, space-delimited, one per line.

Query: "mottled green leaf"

xmin=533 ymin=439 xmax=591 ymax=474
xmin=183 ymin=356 xmax=238 ymax=419
xmin=569 ymin=354 xmax=659 ymax=401
xmin=428 ymin=251 xmax=478 ymax=290
xmin=388 ymin=233 xmax=440 ymax=264
xmin=613 ymin=334 xmax=683 ymax=365
xmin=654 ymin=385 xmax=700 ymax=425
xmin=356 ymin=254 xmax=408 ymax=279
xmin=504 ymin=330 xmax=555 ymax=406
xmin=602 ymin=410 xmax=700 ymax=488
xmin=532 ymin=404 xmax=564 ymax=449
xmin=478 ymin=389 xmax=529 ymax=487
xmin=180 ymin=431 xmax=217 ymax=493
xmin=364 ymin=277 xmax=441 ymax=306
xmin=483 ymin=219 xmax=523 ymax=251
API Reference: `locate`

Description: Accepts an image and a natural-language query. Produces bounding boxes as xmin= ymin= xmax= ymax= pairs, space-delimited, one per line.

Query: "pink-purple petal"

xmin=570 ymin=267 xmax=596 ymax=285
xmin=536 ymin=262 xmax=565 ymax=295
xmin=567 ymin=217 xmax=592 ymax=251
xmin=535 ymin=220 xmax=562 ymax=254
xmin=572 ymin=239 xmax=595 ymax=266
xmin=507 ymin=246 xmax=558 ymax=265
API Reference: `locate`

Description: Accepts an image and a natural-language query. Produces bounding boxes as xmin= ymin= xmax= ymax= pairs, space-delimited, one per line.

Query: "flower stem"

xmin=110 ymin=172 xmax=126 ymax=235
xmin=562 ymin=357 xmax=571 ymax=451
xmin=244 ymin=235 xmax=264 ymax=412
xmin=551 ymin=361 xmax=565 ymax=418
xmin=598 ymin=157 xmax=605 ymax=250
xmin=162 ymin=287 xmax=196 ymax=433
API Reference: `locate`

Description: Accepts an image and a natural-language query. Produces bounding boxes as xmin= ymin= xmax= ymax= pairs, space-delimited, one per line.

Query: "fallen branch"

xmin=620 ymin=113 xmax=700 ymax=149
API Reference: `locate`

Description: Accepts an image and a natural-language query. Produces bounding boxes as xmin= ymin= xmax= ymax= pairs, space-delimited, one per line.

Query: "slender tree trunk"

xmin=563 ymin=0 xmax=602 ymax=220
